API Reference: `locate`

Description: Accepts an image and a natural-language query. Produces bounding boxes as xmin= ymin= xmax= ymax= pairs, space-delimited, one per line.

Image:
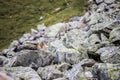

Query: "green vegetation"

xmin=0 ymin=0 xmax=87 ymax=51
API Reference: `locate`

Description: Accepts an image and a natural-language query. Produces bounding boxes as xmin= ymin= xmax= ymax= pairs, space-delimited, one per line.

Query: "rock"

xmin=100 ymin=33 xmax=108 ymax=41
xmin=87 ymin=33 xmax=101 ymax=52
xmin=65 ymin=65 xmax=83 ymax=80
xmin=69 ymin=16 xmax=81 ymax=22
xmin=57 ymin=62 xmax=72 ymax=72
xmin=7 ymin=50 xmax=54 ymax=67
xmin=65 ymin=62 xmax=87 ymax=80
xmin=49 ymin=39 xmax=87 ymax=64
xmin=19 ymin=33 xmax=31 ymax=43
xmin=16 ymin=42 xmax=37 ymax=51
xmin=110 ymin=27 xmax=120 ymax=43
xmin=90 ymin=4 xmax=98 ymax=11
xmin=1 ymin=49 xmax=11 ymax=55
xmin=9 ymin=40 xmax=19 ymax=48
xmin=104 ymin=0 xmax=115 ymax=4
xmin=80 ymin=59 xmax=96 ymax=68
xmin=47 ymin=23 xmax=65 ymax=38
xmin=97 ymin=3 xmax=107 ymax=12
xmin=0 ymin=56 xmax=8 ymax=67
xmin=63 ymin=21 xmax=82 ymax=30
xmin=88 ymin=33 xmax=101 ymax=44
xmin=85 ymin=71 xmax=93 ymax=78
xmin=56 ymin=48 xmax=85 ymax=64
xmin=37 ymin=24 xmax=46 ymax=31
xmin=96 ymin=47 xmax=120 ymax=64
xmin=63 ymin=29 xmax=88 ymax=56
xmin=37 ymin=65 xmax=63 ymax=80
xmin=49 ymin=40 xmax=66 ymax=53
xmin=0 ymin=67 xmax=42 ymax=80
xmin=92 ymin=63 xmax=120 ymax=80
xmin=89 ymin=20 xmax=120 ymax=36
xmin=65 ymin=59 xmax=97 ymax=80
xmin=95 ymin=0 xmax=103 ymax=4
xmin=31 ymin=29 xmax=38 ymax=34
xmin=6 ymin=51 xmax=16 ymax=58
xmin=88 ymin=12 xmax=112 ymax=26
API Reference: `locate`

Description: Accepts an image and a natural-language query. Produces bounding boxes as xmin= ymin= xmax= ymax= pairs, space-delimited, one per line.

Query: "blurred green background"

xmin=0 ymin=0 xmax=87 ymax=51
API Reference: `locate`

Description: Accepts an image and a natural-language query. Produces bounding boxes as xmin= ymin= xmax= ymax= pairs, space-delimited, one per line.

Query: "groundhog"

xmin=37 ymin=42 xmax=48 ymax=50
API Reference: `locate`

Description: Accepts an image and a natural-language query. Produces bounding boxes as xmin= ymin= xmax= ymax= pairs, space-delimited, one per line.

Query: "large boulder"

xmin=62 ymin=29 xmax=88 ymax=58
xmin=96 ymin=47 xmax=120 ymax=64
xmin=37 ymin=65 xmax=63 ymax=80
xmin=89 ymin=20 xmax=117 ymax=33
xmin=65 ymin=59 xmax=96 ymax=80
xmin=6 ymin=50 xmax=54 ymax=67
xmin=110 ymin=27 xmax=120 ymax=43
xmin=95 ymin=0 xmax=103 ymax=4
xmin=0 ymin=67 xmax=42 ymax=80
xmin=92 ymin=63 xmax=120 ymax=80
xmin=104 ymin=0 xmax=115 ymax=4
xmin=56 ymin=48 xmax=85 ymax=64
xmin=46 ymin=23 xmax=65 ymax=38
xmin=65 ymin=62 xmax=86 ymax=80
xmin=0 ymin=56 xmax=8 ymax=67
xmin=63 ymin=29 xmax=88 ymax=51
xmin=87 ymin=33 xmax=101 ymax=52
xmin=49 ymin=39 xmax=87 ymax=64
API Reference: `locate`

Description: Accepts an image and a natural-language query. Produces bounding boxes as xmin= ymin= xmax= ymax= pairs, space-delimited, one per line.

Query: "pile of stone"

xmin=0 ymin=0 xmax=120 ymax=80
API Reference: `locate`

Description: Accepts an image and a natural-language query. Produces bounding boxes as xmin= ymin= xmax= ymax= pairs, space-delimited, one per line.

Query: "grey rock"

xmin=31 ymin=29 xmax=38 ymax=34
xmin=6 ymin=51 xmax=16 ymax=58
xmin=37 ymin=65 xmax=63 ymax=80
xmin=65 ymin=59 xmax=97 ymax=80
xmin=19 ymin=33 xmax=31 ymax=43
xmin=89 ymin=20 xmax=119 ymax=34
xmin=110 ymin=27 xmax=120 ymax=43
xmin=56 ymin=48 xmax=85 ymax=64
xmin=47 ymin=23 xmax=65 ymax=38
xmin=100 ymin=33 xmax=108 ymax=41
xmin=92 ymin=63 xmax=120 ymax=80
xmin=104 ymin=0 xmax=115 ymax=4
xmin=63 ymin=29 xmax=88 ymax=55
xmin=97 ymin=3 xmax=107 ymax=12
xmin=96 ymin=47 xmax=120 ymax=63
xmin=95 ymin=0 xmax=103 ymax=4
xmin=16 ymin=42 xmax=37 ymax=51
xmin=0 ymin=67 xmax=42 ymax=80
xmin=87 ymin=33 xmax=101 ymax=52
xmin=0 ymin=56 xmax=8 ymax=67
xmin=7 ymin=50 xmax=54 ymax=67
xmin=80 ymin=59 xmax=96 ymax=68
xmin=49 ymin=40 xmax=66 ymax=53
xmin=49 ymin=39 xmax=87 ymax=64
xmin=69 ymin=16 xmax=81 ymax=22
xmin=57 ymin=62 xmax=71 ymax=72
xmin=9 ymin=40 xmax=19 ymax=48
xmin=65 ymin=62 xmax=87 ymax=80
xmin=85 ymin=71 xmax=94 ymax=78
xmin=37 ymin=24 xmax=46 ymax=31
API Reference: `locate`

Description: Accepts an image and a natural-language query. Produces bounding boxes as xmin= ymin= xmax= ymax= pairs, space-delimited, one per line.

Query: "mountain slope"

xmin=0 ymin=0 xmax=87 ymax=50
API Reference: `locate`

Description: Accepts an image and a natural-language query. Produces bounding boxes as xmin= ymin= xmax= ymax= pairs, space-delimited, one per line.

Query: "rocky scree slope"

xmin=0 ymin=0 xmax=120 ymax=80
